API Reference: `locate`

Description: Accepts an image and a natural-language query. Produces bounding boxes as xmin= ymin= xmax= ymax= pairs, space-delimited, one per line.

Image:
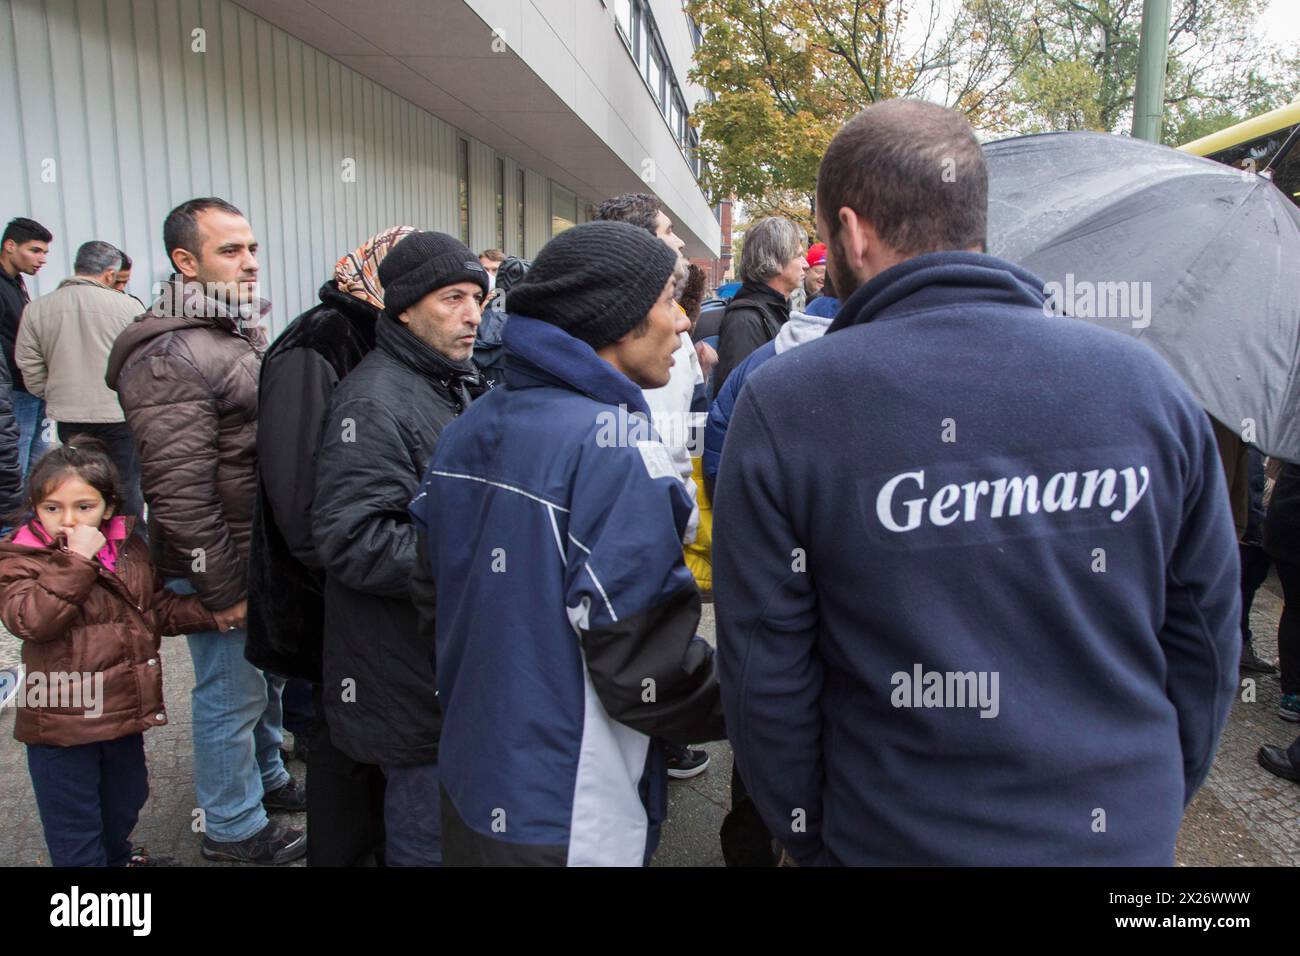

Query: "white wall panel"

xmin=0 ymin=0 xmax=562 ymax=337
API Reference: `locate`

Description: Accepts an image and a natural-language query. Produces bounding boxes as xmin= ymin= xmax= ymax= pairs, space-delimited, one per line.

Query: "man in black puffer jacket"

xmin=312 ymin=231 xmax=489 ymax=867
xmin=246 ymin=226 xmax=415 ymax=866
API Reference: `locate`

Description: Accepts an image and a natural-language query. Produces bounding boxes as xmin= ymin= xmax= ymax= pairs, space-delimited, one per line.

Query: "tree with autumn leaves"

xmin=687 ymin=0 xmax=1300 ymax=230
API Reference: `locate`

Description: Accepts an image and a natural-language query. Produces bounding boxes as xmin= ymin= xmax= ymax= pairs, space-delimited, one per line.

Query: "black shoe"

xmin=1256 ymin=745 xmax=1300 ymax=782
xmin=262 ymin=777 xmax=307 ymax=813
xmin=201 ymin=820 xmax=307 ymax=865
xmin=665 ymin=746 xmax=710 ymax=780
xmin=1240 ymin=644 xmax=1278 ymax=674
xmin=128 ymin=845 xmax=180 ymax=867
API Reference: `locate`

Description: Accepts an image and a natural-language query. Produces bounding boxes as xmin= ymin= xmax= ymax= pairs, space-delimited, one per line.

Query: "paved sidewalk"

xmin=1 ymin=590 xmax=1296 ymax=866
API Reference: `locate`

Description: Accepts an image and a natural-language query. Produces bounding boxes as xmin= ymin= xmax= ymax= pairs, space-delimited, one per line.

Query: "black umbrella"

xmin=985 ymin=131 xmax=1300 ymax=461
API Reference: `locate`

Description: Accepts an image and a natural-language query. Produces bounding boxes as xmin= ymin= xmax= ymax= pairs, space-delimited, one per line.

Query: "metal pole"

xmin=1132 ymin=0 xmax=1172 ymax=142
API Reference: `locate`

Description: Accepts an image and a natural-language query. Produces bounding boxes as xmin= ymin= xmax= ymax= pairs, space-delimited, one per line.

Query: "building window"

xmin=495 ymin=158 xmax=506 ymax=250
xmin=517 ymin=169 xmax=526 ymax=255
xmin=614 ymin=0 xmax=632 ymax=48
xmin=646 ymin=39 xmax=662 ymax=107
xmin=551 ymin=183 xmax=577 ymax=237
xmin=457 ymin=138 xmax=470 ymax=245
xmin=612 ymin=0 xmax=704 ymax=169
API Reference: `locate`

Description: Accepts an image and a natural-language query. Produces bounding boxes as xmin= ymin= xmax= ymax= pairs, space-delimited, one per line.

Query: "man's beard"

xmin=827 ymin=234 xmax=862 ymax=302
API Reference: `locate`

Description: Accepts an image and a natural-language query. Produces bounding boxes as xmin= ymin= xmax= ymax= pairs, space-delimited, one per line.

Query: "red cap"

xmin=806 ymin=242 xmax=827 ymax=267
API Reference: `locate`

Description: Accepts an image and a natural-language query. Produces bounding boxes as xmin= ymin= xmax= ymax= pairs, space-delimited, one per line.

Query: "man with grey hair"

xmin=714 ymin=216 xmax=806 ymax=393
xmin=16 ymin=240 xmax=144 ymax=517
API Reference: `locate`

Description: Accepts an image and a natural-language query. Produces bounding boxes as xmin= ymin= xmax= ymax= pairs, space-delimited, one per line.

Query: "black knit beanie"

xmin=379 ymin=230 xmax=489 ymax=319
xmin=506 ymin=221 xmax=678 ymax=350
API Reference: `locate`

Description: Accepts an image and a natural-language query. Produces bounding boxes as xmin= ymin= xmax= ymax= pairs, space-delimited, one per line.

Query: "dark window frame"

xmin=517 ymin=168 xmax=526 ymax=256
xmin=495 ymin=157 xmax=506 ymax=250
xmin=457 ymin=138 xmax=470 ymax=246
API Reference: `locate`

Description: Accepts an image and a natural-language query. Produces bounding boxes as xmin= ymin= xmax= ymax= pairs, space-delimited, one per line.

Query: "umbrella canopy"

xmin=986 ymin=131 xmax=1300 ymax=461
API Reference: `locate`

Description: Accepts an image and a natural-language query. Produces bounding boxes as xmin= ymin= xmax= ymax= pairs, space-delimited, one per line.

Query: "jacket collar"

xmin=0 ymin=266 xmax=28 ymax=302
xmin=13 ymin=515 xmax=134 ymax=572
xmin=374 ymin=312 xmax=482 ymax=390
xmin=317 ymin=279 xmax=381 ymax=323
xmin=736 ymin=279 xmax=791 ymax=311
xmin=502 ymin=314 xmax=650 ymax=418
xmin=829 ymin=251 xmax=1047 ymax=334
xmin=145 ymin=277 xmax=272 ymax=337
xmin=57 ymin=276 xmax=112 ymax=292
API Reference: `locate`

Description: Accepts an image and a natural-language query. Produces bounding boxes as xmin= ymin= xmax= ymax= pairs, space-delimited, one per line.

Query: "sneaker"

xmin=1280 ymin=693 xmax=1300 ymax=723
xmin=201 ymin=820 xmax=306 ymax=865
xmin=1240 ymin=644 xmax=1277 ymax=675
xmin=664 ymin=745 xmax=710 ymax=780
xmin=0 ymin=665 xmax=23 ymax=709
xmin=262 ymin=777 xmax=307 ymax=812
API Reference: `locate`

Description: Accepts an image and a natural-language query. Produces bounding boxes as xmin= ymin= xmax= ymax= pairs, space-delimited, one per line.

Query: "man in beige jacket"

xmin=16 ymin=240 xmax=143 ymax=517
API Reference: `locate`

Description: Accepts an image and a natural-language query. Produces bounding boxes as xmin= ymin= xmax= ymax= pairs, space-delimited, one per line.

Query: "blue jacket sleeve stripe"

xmin=429 ymin=468 xmax=571 ymax=512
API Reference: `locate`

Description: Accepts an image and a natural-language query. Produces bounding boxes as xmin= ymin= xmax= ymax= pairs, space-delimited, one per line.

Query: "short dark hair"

xmin=20 ymin=438 xmax=122 ymax=524
xmin=2 ymin=217 xmax=53 ymax=248
xmin=163 ymin=197 xmax=244 ymax=263
xmin=73 ymin=241 xmax=124 ymax=276
xmin=817 ymin=99 xmax=987 ymax=255
xmin=117 ymin=250 xmax=132 ymax=271
xmin=595 ymin=193 xmax=662 ymax=235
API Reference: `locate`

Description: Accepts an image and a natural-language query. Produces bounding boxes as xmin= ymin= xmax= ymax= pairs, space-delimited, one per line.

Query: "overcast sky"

xmin=1258 ymin=0 xmax=1300 ymax=50
xmin=901 ymin=0 xmax=1300 ymax=66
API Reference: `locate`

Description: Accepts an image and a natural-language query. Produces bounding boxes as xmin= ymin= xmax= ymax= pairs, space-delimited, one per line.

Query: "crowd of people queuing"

xmin=0 ymin=98 xmax=1295 ymax=868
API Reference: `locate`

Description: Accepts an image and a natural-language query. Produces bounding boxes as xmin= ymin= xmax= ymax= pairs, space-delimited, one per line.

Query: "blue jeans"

xmin=27 ymin=733 xmax=149 ymax=867
xmin=382 ymin=761 xmax=441 ymax=866
xmin=11 ymin=389 xmax=52 ymax=478
xmin=166 ymin=578 xmax=290 ymax=842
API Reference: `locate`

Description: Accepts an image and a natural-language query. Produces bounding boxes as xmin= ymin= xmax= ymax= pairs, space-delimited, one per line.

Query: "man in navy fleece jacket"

xmin=712 ymin=99 xmax=1241 ymax=866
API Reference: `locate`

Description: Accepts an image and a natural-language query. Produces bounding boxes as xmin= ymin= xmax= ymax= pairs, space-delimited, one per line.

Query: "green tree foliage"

xmin=686 ymin=0 xmax=1037 ymax=226
xmin=1010 ymin=0 xmax=1300 ymax=145
xmin=688 ymin=0 xmax=1299 ymax=217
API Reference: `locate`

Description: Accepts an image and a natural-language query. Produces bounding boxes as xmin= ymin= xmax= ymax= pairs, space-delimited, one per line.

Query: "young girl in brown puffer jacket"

xmin=0 ymin=439 xmax=223 ymax=866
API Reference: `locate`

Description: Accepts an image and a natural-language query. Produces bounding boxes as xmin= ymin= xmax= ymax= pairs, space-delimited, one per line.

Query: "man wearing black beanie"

xmin=312 ymin=230 xmax=489 ymax=866
xmin=410 ymin=220 xmax=725 ymax=866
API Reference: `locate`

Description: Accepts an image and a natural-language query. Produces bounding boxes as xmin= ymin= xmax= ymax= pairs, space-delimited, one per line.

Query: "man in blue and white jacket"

xmin=713 ymin=100 xmax=1240 ymax=866
xmin=410 ymin=221 xmax=725 ymax=866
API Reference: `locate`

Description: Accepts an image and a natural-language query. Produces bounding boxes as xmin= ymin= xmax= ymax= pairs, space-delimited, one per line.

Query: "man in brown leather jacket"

xmin=106 ymin=197 xmax=305 ymax=865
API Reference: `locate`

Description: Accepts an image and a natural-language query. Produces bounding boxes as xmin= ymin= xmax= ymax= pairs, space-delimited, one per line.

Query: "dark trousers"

xmin=1272 ymin=560 xmax=1300 ymax=695
xmin=1241 ymin=543 xmax=1272 ymax=644
xmin=26 ymin=733 xmax=149 ymax=867
xmin=381 ymin=761 xmax=442 ymax=866
xmin=281 ymin=678 xmax=315 ymax=737
xmin=306 ymin=684 xmax=387 ymax=866
xmin=720 ymin=760 xmax=778 ymax=867
xmin=57 ymin=421 xmax=143 ymax=521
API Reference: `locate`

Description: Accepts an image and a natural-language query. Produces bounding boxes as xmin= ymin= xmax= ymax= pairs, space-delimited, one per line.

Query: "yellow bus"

xmin=1179 ymin=99 xmax=1300 ymax=206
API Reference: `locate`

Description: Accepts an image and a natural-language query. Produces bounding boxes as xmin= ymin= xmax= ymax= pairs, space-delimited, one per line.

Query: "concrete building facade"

xmin=1 ymin=0 xmax=721 ymax=335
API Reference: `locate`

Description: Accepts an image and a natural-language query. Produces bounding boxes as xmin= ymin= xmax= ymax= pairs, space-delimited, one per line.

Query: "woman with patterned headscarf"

xmin=246 ymin=226 xmax=415 ymax=868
